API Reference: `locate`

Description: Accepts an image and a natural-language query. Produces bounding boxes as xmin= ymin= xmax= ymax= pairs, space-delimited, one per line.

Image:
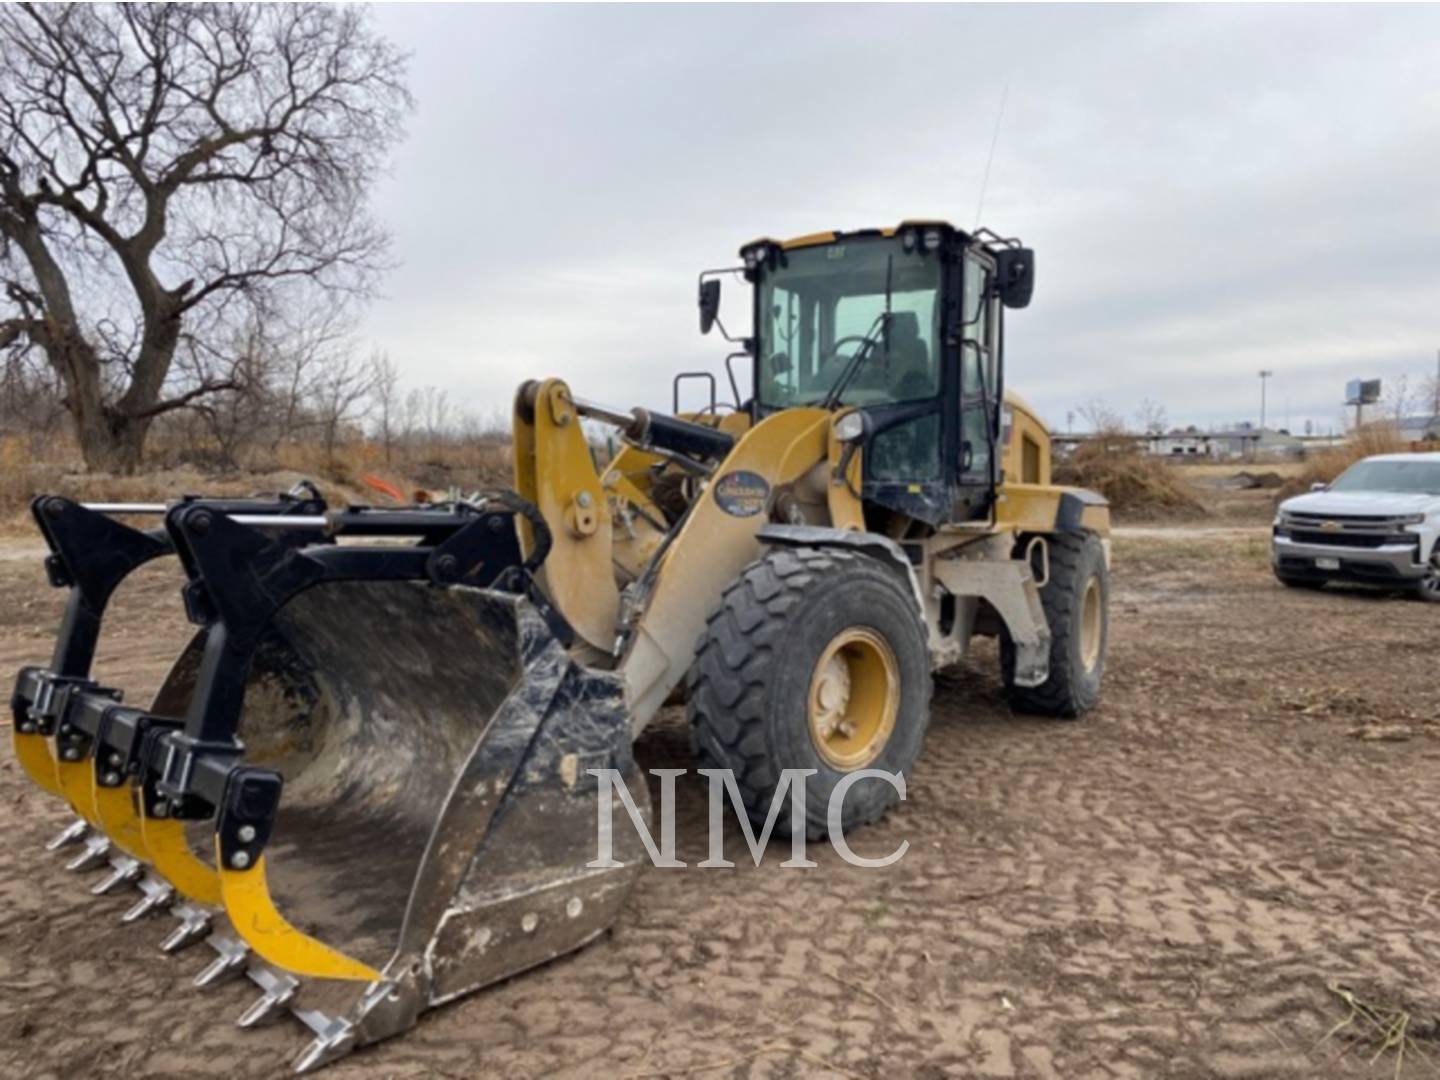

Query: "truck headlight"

xmin=834 ymin=411 xmax=865 ymax=442
xmin=1396 ymin=513 xmax=1426 ymax=525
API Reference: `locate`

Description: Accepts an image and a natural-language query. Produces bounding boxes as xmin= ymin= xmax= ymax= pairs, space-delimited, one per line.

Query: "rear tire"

xmin=687 ymin=547 xmax=931 ymax=839
xmin=1001 ymin=532 xmax=1108 ymax=718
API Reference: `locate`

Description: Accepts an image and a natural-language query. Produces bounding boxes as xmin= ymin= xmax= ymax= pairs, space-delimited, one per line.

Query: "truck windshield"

xmin=756 ymin=237 xmax=941 ymax=410
xmin=1330 ymin=459 xmax=1440 ymax=495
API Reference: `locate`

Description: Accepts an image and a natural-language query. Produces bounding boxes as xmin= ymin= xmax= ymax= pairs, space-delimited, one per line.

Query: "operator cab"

xmin=699 ymin=222 xmax=1034 ymax=528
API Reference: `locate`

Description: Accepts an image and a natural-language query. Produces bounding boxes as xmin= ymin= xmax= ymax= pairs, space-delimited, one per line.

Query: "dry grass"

xmin=1175 ymin=460 xmax=1308 ymax=480
xmin=1322 ymin=982 xmax=1440 ymax=1077
xmin=0 ymin=434 xmax=514 ymax=533
xmin=1055 ymin=440 xmax=1207 ymax=520
xmin=1112 ymin=529 xmax=1271 ymax=571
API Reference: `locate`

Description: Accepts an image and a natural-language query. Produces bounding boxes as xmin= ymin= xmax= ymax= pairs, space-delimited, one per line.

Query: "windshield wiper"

xmin=821 ymin=255 xmax=894 ymax=410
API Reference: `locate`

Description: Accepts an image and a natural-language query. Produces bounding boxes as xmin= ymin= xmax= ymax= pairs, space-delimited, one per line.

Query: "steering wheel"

xmin=821 ymin=335 xmax=874 ymax=367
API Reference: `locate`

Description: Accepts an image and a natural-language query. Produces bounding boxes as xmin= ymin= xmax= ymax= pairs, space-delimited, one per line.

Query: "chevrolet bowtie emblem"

xmin=1320 ymin=520 xmax=1342 ymax=531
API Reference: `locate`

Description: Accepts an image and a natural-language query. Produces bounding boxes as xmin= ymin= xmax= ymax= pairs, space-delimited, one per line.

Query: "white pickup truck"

xmin=1272 ymin=451 xmax=1440 ymax=601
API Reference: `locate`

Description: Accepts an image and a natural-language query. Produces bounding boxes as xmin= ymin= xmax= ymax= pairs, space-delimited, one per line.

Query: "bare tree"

xmin=1381 ymin=375 xmax=1415 ymax=426
xmin=1076 ymin=397 xmax=1126 ymax=434
xmin=0 ymin=4 xmax=409 ymax=471
xmin=1133 ymin=397 xmax=1168 ymax=435
xmin=309 ymin=349 xmax=375 ymax=464
xmin=369 ymin=351 xmax=399 ymax=465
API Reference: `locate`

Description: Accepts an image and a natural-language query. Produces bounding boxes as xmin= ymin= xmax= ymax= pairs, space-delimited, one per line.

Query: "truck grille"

xmin=1287 ymin=529 xmax=1411 ymax=549
xmin=1280 ymin=512 xmax=1419 ymax=546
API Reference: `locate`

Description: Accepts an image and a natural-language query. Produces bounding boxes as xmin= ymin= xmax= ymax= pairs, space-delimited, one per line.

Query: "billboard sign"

xmin=1345 ymin=378 xmax=1381 ymax=405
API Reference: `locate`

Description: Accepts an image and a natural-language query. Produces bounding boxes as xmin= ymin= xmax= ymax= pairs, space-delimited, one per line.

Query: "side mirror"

xmin=699 ymin=279 xmax=721 ymax=335
xmin=995 ymin=247 xmax=1036 ymax=309
xmin=1310 ymin=482 xmax=1329 ymax=492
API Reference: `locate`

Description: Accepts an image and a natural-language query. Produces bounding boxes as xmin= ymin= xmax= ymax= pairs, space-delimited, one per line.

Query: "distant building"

xmin=1144 ymin=424 xmax=1303 ymax=460
xmin=1051 ymin=426 xmax=1305 ymax=461
xmin=1396 ymin=414 xmax=1440 ymax=443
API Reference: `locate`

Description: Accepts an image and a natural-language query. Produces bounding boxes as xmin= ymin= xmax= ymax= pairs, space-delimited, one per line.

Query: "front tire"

xmin=1415 ymin=552 xmax=1440 ymax=603
xmin=1002 ymin=532 xmax=1108 ymax=718
xmin=687 ymin=547 xmax=931 ymax=838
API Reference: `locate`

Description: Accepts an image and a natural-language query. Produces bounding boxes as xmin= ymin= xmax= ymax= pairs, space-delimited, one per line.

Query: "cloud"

xmin=359 ymin=5 xmax=1440 ymax=434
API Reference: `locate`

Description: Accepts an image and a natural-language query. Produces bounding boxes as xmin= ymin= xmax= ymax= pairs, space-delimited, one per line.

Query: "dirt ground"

xmin=1 ymin=514 xmax=1439 ymax=1079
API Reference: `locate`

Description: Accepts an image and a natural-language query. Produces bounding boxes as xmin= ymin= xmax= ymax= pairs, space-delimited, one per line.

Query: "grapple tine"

xmin=121 ymin=873 xmax=174 ymax=922
xmin=90 ymin=853 xmax=143 ymax=895
xmin=159 ymin=902 xmax=212 ymax=953
xmin=44 ymin=818 xmax=89 ymax=851
xmin=64 ymin=832 xmax=111 ymax=872
xmin=292 ymin=1011 xmax=357 ymax=1074
xmin=235 ymin=965 xmax=299 ymax=1028
xmin=193 ymin=933 xmax=249 ymax=988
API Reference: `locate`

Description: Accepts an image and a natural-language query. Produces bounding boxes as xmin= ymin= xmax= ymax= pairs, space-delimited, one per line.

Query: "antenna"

xmin=973 ymin=75 xmax=1011 ymax=229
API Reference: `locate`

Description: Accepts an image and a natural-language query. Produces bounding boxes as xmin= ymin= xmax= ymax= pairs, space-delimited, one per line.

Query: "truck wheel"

xmin=687 ymin=547 xmax=931 ymax=839
xmin=1001 ymin=532 xmax=1108 ymax=718
xmin=1275 ymin=569 xmax=1325 ymax=590
xmin=1415 ymin=552 xmax=1440 ymax=603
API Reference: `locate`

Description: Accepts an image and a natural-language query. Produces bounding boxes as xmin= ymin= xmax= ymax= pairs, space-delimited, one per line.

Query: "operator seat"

xmin=886 ymin=311 xmax=932 ymax=400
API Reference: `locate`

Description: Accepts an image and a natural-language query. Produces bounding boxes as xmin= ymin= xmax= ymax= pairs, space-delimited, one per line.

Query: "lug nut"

xmin=63 ymin=748 xmax=80 ymax=761
xmin=153 ymin=802 xmax=170 ymax=818
xmin=109 ymin=753 xmax=123 ymax=768
xmin=104 ymin=772 xmax=121 ymax=786
xmin=230 ymin=851 xmax=251 ymax=870
xmin=237 ymin=825 xmax=256 ymax=843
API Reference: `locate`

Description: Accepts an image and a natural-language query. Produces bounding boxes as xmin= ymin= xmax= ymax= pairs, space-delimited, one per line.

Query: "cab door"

xmin=949 ymin=248 xmax=1000 ymax=521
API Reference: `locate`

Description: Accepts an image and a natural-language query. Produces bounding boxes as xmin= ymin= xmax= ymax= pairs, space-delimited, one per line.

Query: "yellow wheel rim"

xmin=1080 ymin=576 xmax=1103 ymax=671
xmin=807 ymin=628 xmax=898 ymax=771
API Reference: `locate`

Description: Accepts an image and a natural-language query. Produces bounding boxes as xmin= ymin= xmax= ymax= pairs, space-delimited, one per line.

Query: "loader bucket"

xmin=180 ymin=578 xmax=651 ymax=1069
xmin=8 ymin=497 xmax=652 ymax=1072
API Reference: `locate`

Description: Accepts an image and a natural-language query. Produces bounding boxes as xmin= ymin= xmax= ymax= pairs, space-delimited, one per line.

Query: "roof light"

xmin=923 ymin=228 xmax=942 ymax=252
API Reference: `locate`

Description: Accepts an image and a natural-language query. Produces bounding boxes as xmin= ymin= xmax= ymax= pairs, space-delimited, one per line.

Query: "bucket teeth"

xmin=45 ymin=818 xmax=90 ymax=852
xmin=90 ymin=854 xmax=143 ymax=896
xmin=64 ymin=832 xmax=111 ymax=872
xmin=236 ymin=965 xmax=300 ymax=1029
xmin=160 ymin=902 xmax=213 ymax=954
xmin=194 ymin=933 xmax=249 ymax=988
xmin=292 ymin=1012 xmax=356 ymax=1074
xmin=121 ymin=873 xmax=174 ymax=923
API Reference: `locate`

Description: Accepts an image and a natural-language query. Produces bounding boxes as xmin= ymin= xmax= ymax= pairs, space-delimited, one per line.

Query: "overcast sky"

xmin=360 ymin=4 xmax=1440 ymax=435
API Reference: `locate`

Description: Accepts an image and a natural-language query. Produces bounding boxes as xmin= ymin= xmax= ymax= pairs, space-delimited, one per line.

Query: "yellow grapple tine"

xmin=214 ymin=841 xmax=381 ymax=982
xmin=11 ymin=728 xmax=64 ymax=798
xmin=55 ymin=757 xmax=102 ymax=829
xmin=139 ymin=808 xmax=223 ymax=908
xmin=91 ymin=782 xmax=151 ymax=862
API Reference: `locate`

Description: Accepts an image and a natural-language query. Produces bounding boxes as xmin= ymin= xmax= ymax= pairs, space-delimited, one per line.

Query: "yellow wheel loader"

xmin=8 ymin=220 xmax=1109 ymax=1070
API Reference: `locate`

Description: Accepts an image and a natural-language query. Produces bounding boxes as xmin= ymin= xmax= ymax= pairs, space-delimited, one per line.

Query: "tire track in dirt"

xmin=0 ymin=539 xmax=1437 ymax=1077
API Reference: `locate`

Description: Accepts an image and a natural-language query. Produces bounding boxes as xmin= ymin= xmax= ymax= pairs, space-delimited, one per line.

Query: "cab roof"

xmin=742 ymin=220 xmax=967 ymax=254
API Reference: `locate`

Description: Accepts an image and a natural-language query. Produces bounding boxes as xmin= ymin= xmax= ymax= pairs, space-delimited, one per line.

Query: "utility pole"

xmin=1258 ymin=369 xmax=1273 ymax=431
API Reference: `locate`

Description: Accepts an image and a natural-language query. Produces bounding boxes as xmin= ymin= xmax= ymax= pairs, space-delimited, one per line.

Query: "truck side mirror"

xmin=995 ymin=247 xmax=1036 ymax=309
xmin=1310 ymin=482 xmax=1329 ymax=492
xmin=699 ymin=279 xmax=721 ymax=335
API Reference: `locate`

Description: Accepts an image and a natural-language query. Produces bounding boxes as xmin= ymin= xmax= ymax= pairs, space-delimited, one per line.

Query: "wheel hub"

xmin=1080 ymin=576 xmax=1103 ymax=671
xmin=1422 ymin=554 xmax=1440 ymax=597
xmin=807 ymin=628 xmax=899 ymax=771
